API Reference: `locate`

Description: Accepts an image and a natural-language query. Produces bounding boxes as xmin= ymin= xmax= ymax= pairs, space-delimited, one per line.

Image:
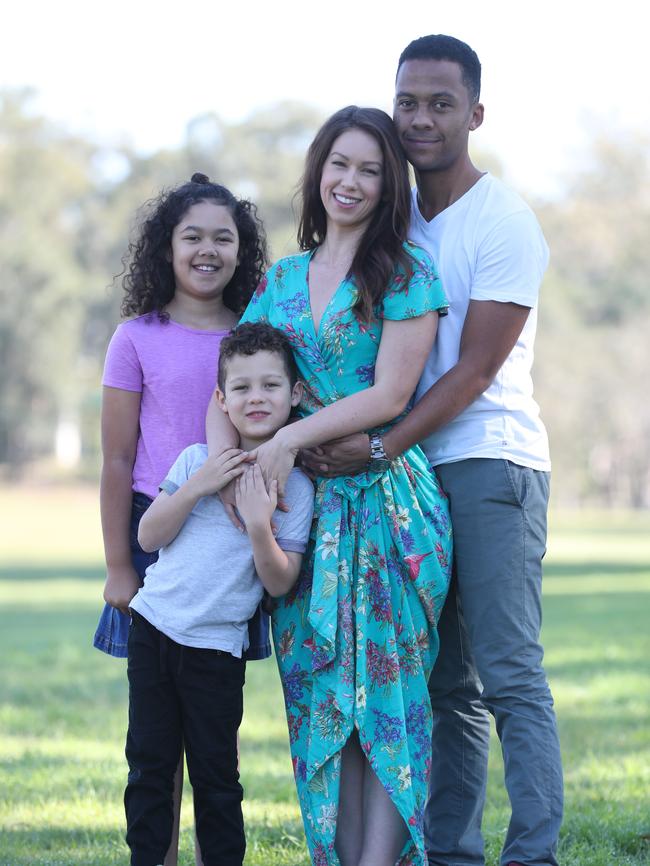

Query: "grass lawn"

xmin=0 ymin=487 xmax=649 ymax=865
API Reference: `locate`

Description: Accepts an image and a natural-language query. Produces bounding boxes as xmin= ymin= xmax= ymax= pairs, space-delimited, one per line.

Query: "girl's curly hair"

xmin=120 ymin=173 xmax=269 ymax=319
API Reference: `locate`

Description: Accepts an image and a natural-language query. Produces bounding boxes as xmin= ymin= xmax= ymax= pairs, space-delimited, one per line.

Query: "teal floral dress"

xmin=241 ymin=243 xmax=452 ymax=866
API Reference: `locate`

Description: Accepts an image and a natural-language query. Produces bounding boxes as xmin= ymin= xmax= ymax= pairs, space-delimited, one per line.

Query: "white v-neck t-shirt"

xmin=411 ymin=173 xmax=551 ymax=471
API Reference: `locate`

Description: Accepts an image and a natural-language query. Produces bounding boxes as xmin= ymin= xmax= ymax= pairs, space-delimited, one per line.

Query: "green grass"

xmin=1 ymin=487 xmax=649 ymax=865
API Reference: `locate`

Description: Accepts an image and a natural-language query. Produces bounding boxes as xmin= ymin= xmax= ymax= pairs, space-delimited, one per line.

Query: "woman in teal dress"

xmin=241 ymin=107 xmax=452 ymax=865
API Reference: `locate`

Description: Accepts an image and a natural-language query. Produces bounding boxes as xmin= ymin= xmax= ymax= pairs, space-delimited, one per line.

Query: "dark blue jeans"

xmin=125 ymin=611 xmax=246 ymax=866
xmin=93 ymin=493 xmax=271 ymax=660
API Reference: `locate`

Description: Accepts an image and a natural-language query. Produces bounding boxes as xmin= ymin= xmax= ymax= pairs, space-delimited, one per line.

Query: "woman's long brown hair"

xmin=297 ymin=106 xmax=413 ymax=321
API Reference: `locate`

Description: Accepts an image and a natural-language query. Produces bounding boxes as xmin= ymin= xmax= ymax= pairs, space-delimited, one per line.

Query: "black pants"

xmin=125 ymin=611 xmax=246 ymax=866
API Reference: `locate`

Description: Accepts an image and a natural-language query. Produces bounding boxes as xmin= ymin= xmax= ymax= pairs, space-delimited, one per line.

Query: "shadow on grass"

xmin=0 ymin=814 xmax=310 ymax=866
xmin=544 ymin=560 xmax=650 ymax=578
xmin=0 ymin=826 xmax=128 ymax=866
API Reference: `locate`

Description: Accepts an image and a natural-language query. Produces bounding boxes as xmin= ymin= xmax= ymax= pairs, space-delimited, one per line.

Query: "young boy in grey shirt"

xmin=124 ymin=323 xmax=314 ymax=866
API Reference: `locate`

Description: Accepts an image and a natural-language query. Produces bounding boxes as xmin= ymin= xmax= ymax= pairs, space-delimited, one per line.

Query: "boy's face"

xmin=217 ymin=350 xmax=302 ymax=449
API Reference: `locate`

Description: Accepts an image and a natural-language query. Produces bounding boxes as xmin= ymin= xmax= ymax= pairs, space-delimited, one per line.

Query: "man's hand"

xmin=103 ymin=563 xmax=141 ymax=615
xmin=235 ymin=464 xmax=278 ymax=531
xmin=301 ymin=432 xmax=371 ymax=478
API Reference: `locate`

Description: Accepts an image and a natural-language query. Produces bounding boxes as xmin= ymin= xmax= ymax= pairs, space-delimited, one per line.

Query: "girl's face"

xmin=319 ymin=128 xmax=384 ymax=232
xmin=170 ymin=200 xmax=240 ymax=302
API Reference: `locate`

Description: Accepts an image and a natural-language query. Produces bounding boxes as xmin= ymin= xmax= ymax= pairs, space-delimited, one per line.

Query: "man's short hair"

xmin=217 ymin=322 xmax=299 ymax=390
xmin=397 ymin=35 xmax=481 ymax=103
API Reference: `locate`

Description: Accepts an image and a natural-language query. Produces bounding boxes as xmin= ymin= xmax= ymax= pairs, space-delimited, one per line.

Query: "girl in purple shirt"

xmin=93 ymin=173 xmax=268 ymax=865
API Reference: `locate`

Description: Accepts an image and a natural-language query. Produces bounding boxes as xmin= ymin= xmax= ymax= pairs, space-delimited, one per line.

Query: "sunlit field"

xmin=1 ymin=488 xmax=648 ymax=865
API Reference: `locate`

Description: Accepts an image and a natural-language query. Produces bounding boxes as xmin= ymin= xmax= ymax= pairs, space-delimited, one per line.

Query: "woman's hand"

xmin=252 ymin=428 xmax=298 ymax=498
xmin=301 ymin=433 xmax=371 ymax=478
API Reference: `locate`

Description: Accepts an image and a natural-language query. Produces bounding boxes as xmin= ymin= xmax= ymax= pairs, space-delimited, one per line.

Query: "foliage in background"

xmin=534 ymin=136 xmax=650 ymax=506
xmin=1 ymin=90 xmax=649 ymax=505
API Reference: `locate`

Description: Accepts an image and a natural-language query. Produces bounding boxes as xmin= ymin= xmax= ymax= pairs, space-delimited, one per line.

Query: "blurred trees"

xmin=535 ymin=135 xmax=650 ymax=506
xmin=0 ymin=90 xmax=648 ymax=506
xmin=0 ymin=91 xmax=98 ymax=470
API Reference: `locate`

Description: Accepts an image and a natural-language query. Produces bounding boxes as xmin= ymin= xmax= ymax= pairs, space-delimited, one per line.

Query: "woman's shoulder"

xmin=267 ymin=251 xmax=311 ymax=278
xmin=250 ymin=252 xmax=310 ymax=307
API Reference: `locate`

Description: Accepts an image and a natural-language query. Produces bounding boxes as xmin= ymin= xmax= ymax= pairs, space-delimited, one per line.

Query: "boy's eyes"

xmin=231 ymin=382 xmax=281 ymax=390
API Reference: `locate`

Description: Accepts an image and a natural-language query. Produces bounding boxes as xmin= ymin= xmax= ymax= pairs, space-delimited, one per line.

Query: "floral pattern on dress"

xmin=241 ymin=243 xmax=452 ymax=865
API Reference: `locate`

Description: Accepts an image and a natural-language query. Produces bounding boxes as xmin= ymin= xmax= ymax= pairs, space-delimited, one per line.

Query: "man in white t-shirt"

xmin=302 ymin=33 xmax=562 ymax=866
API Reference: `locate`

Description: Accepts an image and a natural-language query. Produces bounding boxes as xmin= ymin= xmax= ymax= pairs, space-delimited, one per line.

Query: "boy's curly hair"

xmin=120 ymin=173 xmax=269 ymax=319
xmin=217 ymin=322 xmax=298 ymax=390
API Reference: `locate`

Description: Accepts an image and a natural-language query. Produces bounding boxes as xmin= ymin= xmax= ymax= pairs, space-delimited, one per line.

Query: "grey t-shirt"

xmin=130 ymin=444 xmax=314 ymax=656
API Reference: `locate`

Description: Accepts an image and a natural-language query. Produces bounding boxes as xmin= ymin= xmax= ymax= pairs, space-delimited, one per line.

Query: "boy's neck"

xmin=237 ymin=430 xmax=277 ymax=452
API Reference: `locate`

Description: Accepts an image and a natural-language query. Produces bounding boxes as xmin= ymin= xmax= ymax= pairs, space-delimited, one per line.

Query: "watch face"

xmin=368 ymin=457 xmax=391 ymax=474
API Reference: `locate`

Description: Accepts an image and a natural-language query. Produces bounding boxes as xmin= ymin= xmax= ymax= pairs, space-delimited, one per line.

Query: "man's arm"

xmin=302 ymin=299 xmax=531 ymax=475
xmin=384 ymin=298 xmax=531 ymax=457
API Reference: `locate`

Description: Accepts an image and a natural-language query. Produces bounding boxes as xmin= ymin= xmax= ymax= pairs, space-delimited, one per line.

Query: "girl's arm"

xmin=255 ymin=312 xmax=439 ymax=490
xmin=100 ymin=387 xmax=142 ymax=614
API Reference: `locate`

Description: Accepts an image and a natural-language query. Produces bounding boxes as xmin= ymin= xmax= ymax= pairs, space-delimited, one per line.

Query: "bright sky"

xmin=2 ymin=0 xmax=646 ymax=199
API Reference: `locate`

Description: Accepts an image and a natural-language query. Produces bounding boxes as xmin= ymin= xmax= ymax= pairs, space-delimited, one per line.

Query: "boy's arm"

xmin=247 ymin=524 xmax=303 ymax=597
xmin=235 ymin=465 xmax=302 ymax=596
xmin=138 ymin=448 xmax=249 ymax=552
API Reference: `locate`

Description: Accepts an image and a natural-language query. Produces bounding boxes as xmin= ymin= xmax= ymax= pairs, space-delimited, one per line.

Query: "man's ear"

xmin=291 ymin=381 xmax=303 ymax=407
xmin=469 ymin=102 xmax=484 ymax=131
xmin=216 ymin=387 xmax=229 ymax=414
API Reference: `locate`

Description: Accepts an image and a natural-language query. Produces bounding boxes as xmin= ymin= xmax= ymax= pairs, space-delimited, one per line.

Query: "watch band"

xmin=369 ymin=433 xmax=387 ymax=460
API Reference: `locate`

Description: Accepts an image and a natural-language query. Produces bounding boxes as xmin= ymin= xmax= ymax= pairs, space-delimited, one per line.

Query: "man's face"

xmin=393 ymin=59 xmax=483 ymax=174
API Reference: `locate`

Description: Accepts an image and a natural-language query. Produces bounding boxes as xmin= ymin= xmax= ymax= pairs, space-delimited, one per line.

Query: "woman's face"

xmin=319 ymin=128 xmax=384 ymax=232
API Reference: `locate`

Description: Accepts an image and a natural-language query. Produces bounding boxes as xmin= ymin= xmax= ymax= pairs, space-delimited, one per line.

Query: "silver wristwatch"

xmin=367 ymin=433 xmax=391 ymax=473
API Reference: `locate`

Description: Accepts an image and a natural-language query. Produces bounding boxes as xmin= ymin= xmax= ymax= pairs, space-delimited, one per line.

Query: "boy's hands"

xmin=235 ymin=464 xmax=278 ymax=531
xmin=187 ymin=448 xmax=249 ymax=499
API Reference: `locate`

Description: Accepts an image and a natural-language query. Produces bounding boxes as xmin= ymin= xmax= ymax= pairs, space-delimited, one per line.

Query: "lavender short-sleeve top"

xmin=102 ymin=314 xmax=227 ymax=498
